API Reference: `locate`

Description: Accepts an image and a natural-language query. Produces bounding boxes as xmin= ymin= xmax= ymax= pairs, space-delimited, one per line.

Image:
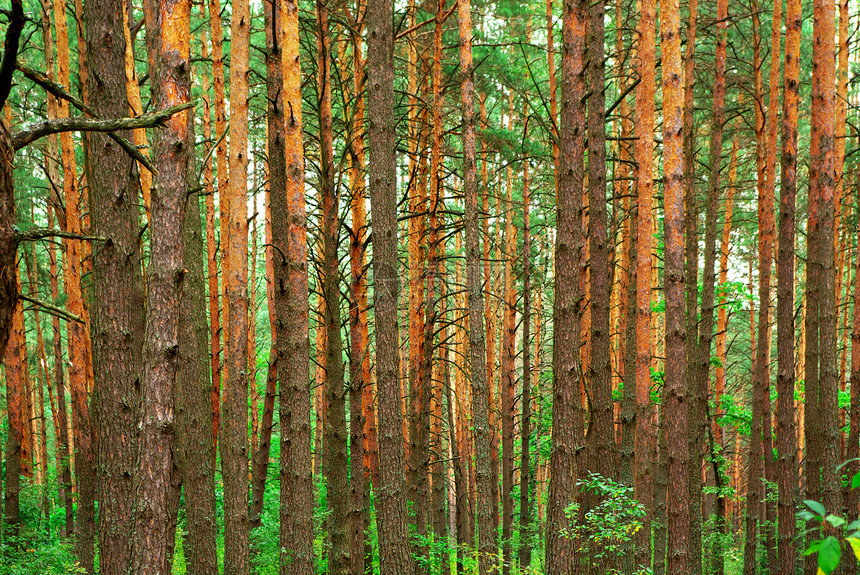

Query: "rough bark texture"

xmin=275 ymin=0 xmax=315 ymax=571
xmin=83 ymin=0 xmax=146 ymax=567
xmin=546 ymin=0 xmax=586 ymax=573
xmin=586 ymin=0 xmax=612 ymax=496
xmin=367 ymin=0 xmax=416 ymax=570
xmin=54 ymin=0 xmax=96 ymax=563
xmin=633 ymin=0 xmax=655 ymax=564
xmin=208 ymin=0 xmax=228 ymax=449
xmin=660 ymin=0 xmax=690 ymax=568
xmin=175 ymin=50 xmax=219 ymax=575
xmin=0 ymin=120 xmax=13 ymax=363
xmin=346 ymin=8 xmax=370 ymax=572
xmin=809 ymin=0 xmax=839 ymax=519
xmin=459 ymin=1 xmax=494 ymax=571
xmin=222 ymin=0 xmax=252 ymax=567
xmin=131 ymin=0 xmax=193 ymax=569
xmin=3 ymin=269 xmax=24 ymax=536
xmin=318 ymin=4 xmax=349 ymax=573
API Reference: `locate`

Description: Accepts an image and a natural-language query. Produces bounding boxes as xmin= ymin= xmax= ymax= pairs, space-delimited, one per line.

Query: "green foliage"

xmin=560 ymin=473 xmax=648 ymax=575
xmin=799 ymin=463 xmax=860 ymax=574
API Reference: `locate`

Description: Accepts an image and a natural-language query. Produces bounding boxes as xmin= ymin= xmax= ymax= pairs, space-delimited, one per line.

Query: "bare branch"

xmin=17 ymin=293 xmax=83 ymax=324
xmin=12 ymin=102 xmax=194 ymax=150
xmin=15 ymin=228 xmax=107 ymax=243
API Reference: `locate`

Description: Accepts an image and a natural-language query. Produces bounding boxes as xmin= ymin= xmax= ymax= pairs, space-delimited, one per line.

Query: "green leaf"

xmin=818 ymin=536 xmax=841 ymax=574
xmin=848 ymin=537 xmax=860 ymax=563
xmin=826 ymin=515 xmax=847 ymax=529
xmin=851 ymin=471 xmax=860 ymax=489
xmin=805 ymin=500 xmax=827 ymax=517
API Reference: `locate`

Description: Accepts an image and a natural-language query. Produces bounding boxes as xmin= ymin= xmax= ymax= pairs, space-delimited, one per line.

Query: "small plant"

xmin=798 ymin=461 xmax=860 ymax=574
xmin=562 ymin=472 xmax=648 ymax=575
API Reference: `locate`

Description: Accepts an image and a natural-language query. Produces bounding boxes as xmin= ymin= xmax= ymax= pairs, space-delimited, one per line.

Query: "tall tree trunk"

xmin=695 ymin=0 xmax=727 ymax=570
xmin=458 ymin=0 xmax=494 ymax=570
xmin=711 ymin=124 xmax=739 ymax=575
xmin=501 ymin=94 xmax=516 ymax=575
xmin=344 ymin=10 xmax=374 ymax=572
xmin=811 ymin=0 xmax=839 ymax=521
xmin=586 ymin=0 xmax=612 ymax=493
xmin=633 ymin=0 xmax=655 ymax=565
xmin=3 ymin=269 xmax=24 ymax=537
xmin=221 ymin=0 xmax=252 ymax=567
xmin=776 ymin=0 xmax=800 ymax=544
xmin=367 ymin=0 xmax=416 ymax=570
xmin=83 ymin=0 xmax=146 ymax=567
xmin=518 ymin=122 xmax=533 ymax=571
xmin=546 ymin=0 xmax=587 ymax=572
xmin=318 ymin=4 xmax=349 ymax=573
xmin=54 ymin=0 xmax=96 ymax=563
xmin=47 ymin=205 xmax=74 ymax=536
xmin=273 ymin=0 xmax=315 ymax=571
xmin=660 ymin=0 xmax=690 ymax=566
xmin=480 ymin=95 xmax=501 ymax=541
xmin=208 ymin=0 xmax=228 ymax=449
xmin=131 ymin=0 xmax=193 ymax=568
xmin=198 ymin=6 xmax=222 ymax=469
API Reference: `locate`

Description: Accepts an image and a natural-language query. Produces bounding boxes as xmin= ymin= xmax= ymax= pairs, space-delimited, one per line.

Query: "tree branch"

xmin=15 ymin=228 xmax=107 ymax=243
xmin=12 ymin=102 xmax=194 ymax=150
xmin=16 ymin=64 xmax=167 ymax=174
xmin=17 ymin=293 xmax=83 ymax=324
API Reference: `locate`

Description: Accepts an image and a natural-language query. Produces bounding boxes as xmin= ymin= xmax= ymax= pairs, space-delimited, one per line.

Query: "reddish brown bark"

xmin=633 ymin=0 xmax=655 ymax=563
xmin=3 ymin=268 xmax=25 ymax=535
xmin=131 ymin=0 xmax=194 ymax=569
xmin=367 ymin=0 xmax=416 ymax=568
xmin=54 ymin=0 xmax=96 ymax=564
xmin=83 ymin=0 xmax=147 ymax=566
xmin=660 ymin=0 xmax=690 ymax=566
xmin=545 ymin=0 xmax=587 ymax=572
xmin=208 ymin=0 xmax=228 ymax=448
xmin=275 ymin=0 xmax=314 ymax=571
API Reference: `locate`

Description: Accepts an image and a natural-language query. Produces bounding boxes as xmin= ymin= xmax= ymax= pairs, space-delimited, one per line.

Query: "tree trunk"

xmin=3 ymin=268 xmax=24 ymax=537
xmin=83 ymin=0 xmax=146 ymax=567
xmin=273 ymin=0 xmax=315 ymax=571
xmin=221 ymin=0 xmax=252 ymax=568
xmin=501 ymin=95 xmax=517 ymax=575
xmin=208 ymin=0 xmax=228 ymax=450
xmin=518 ymin=119 xmax=533 ymax=571
xmin=317 ymin=4 xmax=349 ymax=572
xmin=53 ymin=0 xmax=96 ymax=566
xmin=131 ymin=0 xmax=194 ymax=569
xmin=47 ymin=205 xmax=74 ymax=536
xmin=660 ymin=0 xmax=690 ymax=565
xmin=633 ymin=0 xmax=655 ymax=565
xmin=545 ymin=0 xmax=587 ymax=572
xmin=367 ymin=0 xmax=416 ymax=570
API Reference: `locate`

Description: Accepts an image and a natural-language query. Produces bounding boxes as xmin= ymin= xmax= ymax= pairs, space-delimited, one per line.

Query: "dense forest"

xmin=0 ymin=0 xmax=854 ymax=571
